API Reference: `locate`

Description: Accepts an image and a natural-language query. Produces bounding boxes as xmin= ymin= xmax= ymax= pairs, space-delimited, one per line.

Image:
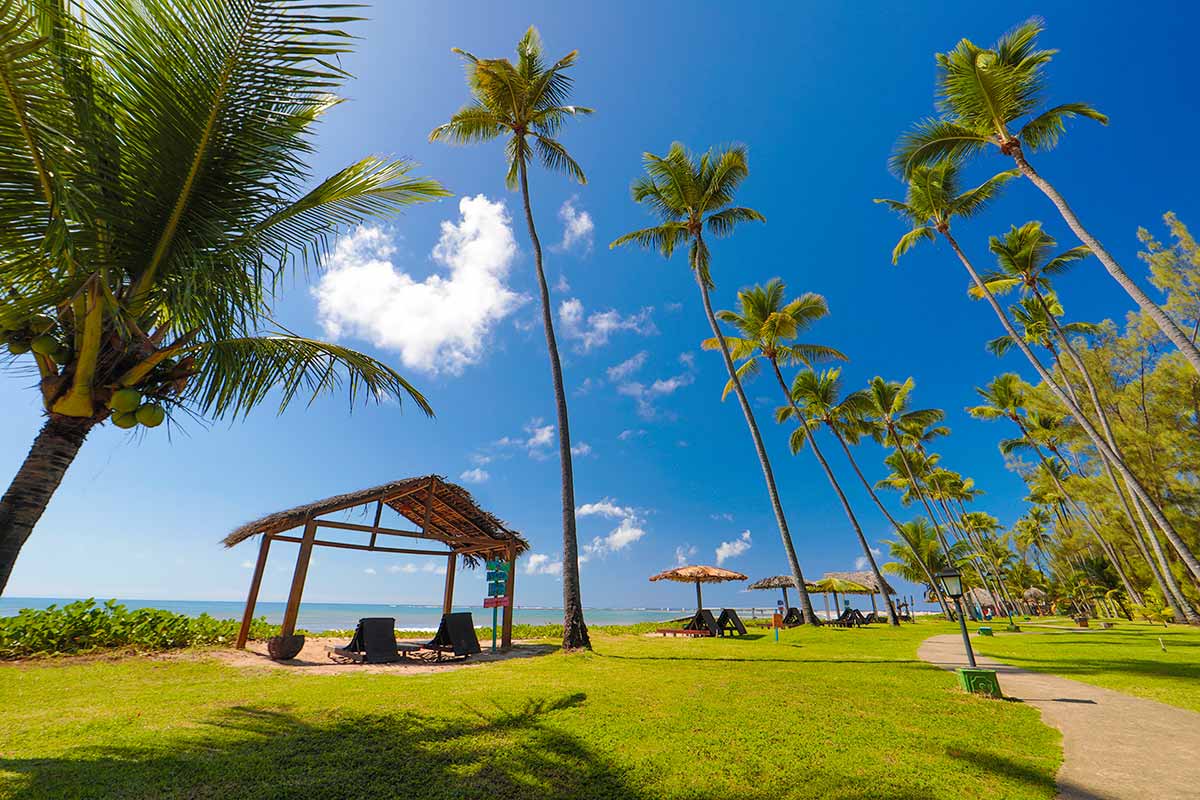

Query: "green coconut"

xmin=135 ymin=403 xmax=165 ymax=428
xmin=30 ymin=334 xmax=59 ymax=355
xmin=110 ymin=388 xmax=142 ymax=413
xmin=8 ymin=341 xmax=31 ymax=355
xmin=110 ymin=410 xmax=138 ymax=429
xmin=51 ymin=346 xmax=71 ymax=363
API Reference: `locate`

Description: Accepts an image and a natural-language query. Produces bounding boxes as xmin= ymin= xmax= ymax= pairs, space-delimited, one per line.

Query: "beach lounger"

xmin=782 ymin=607 xmax=804 ymax=627
xmin=829 ymin=608 xmax=869 ymax=628
xmin=421 ymin=612 xmax=482 ymax=660
xmin=329 ymin=617 xmax=402 ymax=664
xmin=682 ymin=608 xmax=721 ymax=637
xmin=717 ymin=608 xmax=748 ymax=636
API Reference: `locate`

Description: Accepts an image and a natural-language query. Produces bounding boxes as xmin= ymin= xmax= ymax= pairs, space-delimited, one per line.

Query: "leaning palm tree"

xmin=877 ymin=160 xmax=1200 ymax=589
xmin=610 ymin=143 xmax=823 ymax=624
xmin=892 ymin=18 xmax=1200 ymax=373
xmin=701 ymin=279 xmax=845 ymax=621
xmin=783 ymin=369 xmax=899 ymax=625
xmin=0 ymin=2 xmax=447 ymax=593
xmin=430 ymin=27 xmax=593 ymax=649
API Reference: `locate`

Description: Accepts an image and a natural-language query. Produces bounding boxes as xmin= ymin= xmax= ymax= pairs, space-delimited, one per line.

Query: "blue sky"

xmin=2 ymin=1 xmax=1198 ymax=612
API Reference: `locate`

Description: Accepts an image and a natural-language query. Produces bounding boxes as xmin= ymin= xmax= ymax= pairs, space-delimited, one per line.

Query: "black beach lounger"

xmin=782 ymin=607 xmax=803 ymax=626
xmin=330 ymin=617 xmax=402 ymax=664
xmin=717 ymin=608 xmax=748 ymax=636
xmin=421 ymin=612 xmax=482 ymax=660
xmin=683 ymin=608 xmax=721 ymax=637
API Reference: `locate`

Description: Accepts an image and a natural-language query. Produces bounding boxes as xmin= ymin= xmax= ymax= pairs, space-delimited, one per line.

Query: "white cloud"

xmin=422 ymin=561 xmax=448 ymax=576
xmin=571 ymin=441 xmax=592 ymax=457
xmin=674 ymin=544 xmax=697 ymax=566
xmin=611 ymin=351 xmax=697 ymax=419
xmin=574 ymin=377 xmax=601 ymax=396
xmin=313 ymin=196 xmax=523 ymax=375
xmin=364 ymin=567 xmax=377 ymax=575
xmin=665 ymin=302 xmax=684 ymax=313
xmin=557 ymin=196 xmax=594 ymax=253
xmin=470 ymin=453 xmax=492 ymax=466
xmin=853 ymin=547 xmax=883 ymax=571
xmin=388 ymin=563 xmax=418 ymax=574
xmin=607 ymin=351 xmax=648 ymax=383
xmin=525 ymin=553 xmax=563 ymax=576
xmin=460 ymin=467 xmax=489 ymax=484
xmin=715 ymin=530 xmax=752 ymax=565
xmin=710 ymin=513 xmax=734 ymax=522
xmin=559 ymin=299 xmax=657 ymax=352
xmin=618 ymin=428 xmax=646 ymax=441
xmin=578 ymin=497 xmax=648 ymax=558
xmin=495 ymin=418 xmax=556 ymax=459
xmin=240 ymin=561 xmax=254 ymax=569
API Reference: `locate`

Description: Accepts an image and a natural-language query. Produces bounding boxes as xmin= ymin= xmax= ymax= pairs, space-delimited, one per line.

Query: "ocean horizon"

xmin=0 ymin=596 xmax=801 ymax=632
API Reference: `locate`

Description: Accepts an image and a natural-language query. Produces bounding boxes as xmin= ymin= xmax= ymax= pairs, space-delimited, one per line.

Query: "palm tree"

xmin=610 ymin=143 xmax=823 ymax=624
xmin=701 ymin=279 xmax=845 ymax=621
xmin=430 ymin=27 xmax=593 ymax=649
xmin=0 ymin=2 xmax=446 ymax=593
xmin=981 ymin=221 xmax=1195 ymax=615
xmin=783 ymin=368 xmax=899 ymax=624
xmin=877 ymin=160 xmax=1200 ymax=590
xmin=892 ymin=18 xmax=1200 ymax=373
xmin=882 ymin=518 xmax=971 ymax=615
xmin=1013 ymin=507 xmax=1054 ymax=578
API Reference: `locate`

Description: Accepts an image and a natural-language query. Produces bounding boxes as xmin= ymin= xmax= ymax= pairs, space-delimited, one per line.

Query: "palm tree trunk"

xmin=769 ymin=362 xmax=898 ymax=625
xmin=830 ymin=428 xmax=955 ymax=619
xmin=0 ymin=415 xmax=95 ymax=594
xmin=517 ymin=157 xmax=589 ymax=651
xmin=1008 ymin=144 xmax=1200 ymax=375
xmin=941 ymin=228 xmax=1200 ymax=593
xmin=693 ymin=264 xmax=819 ymax=625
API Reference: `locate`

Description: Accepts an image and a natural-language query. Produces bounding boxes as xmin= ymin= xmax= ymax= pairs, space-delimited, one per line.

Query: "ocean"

xmin=0 ymin=597 xmax=748 ymax=632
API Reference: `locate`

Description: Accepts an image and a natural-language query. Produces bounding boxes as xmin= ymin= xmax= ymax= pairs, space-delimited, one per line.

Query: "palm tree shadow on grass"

xmin=0 ymin=693 xmax=651 ymax=800
xmin=945 ymin=746 xmax=1058 ymax=797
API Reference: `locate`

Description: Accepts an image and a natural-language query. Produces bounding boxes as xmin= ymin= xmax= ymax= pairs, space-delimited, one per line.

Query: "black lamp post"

xmin=935 ymin=567 xmax=977 ymax=669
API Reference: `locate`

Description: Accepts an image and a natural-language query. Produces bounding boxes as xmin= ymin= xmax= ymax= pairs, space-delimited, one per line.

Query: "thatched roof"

xmin=749 ymin=575 xmax=799 ymax=591
xmin=1023 ymin=586 xmax=1047 ymax=601
xmin=966 ymin=587 xmax=997 ymax=605
xmin=650 ymin=565 xmax=748 ymax=584
xmin=222 ymin=475 xmax=528 ymax=556
xmin=822 ymin=570 xmax=896 ymax=595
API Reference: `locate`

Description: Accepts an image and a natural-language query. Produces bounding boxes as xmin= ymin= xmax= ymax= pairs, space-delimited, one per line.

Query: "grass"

xmin=0 ymin=620 xmax=1060 ymax=799
xmin=970 ymin=618 xmax=1200 ymax=713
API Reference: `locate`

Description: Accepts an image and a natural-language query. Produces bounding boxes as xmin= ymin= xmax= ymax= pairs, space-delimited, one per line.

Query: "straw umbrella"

xmin=806 ymin=575 xmax=871 ymax=620
xmin=650 ymin=565 xmax=748 ymax=612
xmin=824 ymin=570 xmax=896 ymax=616
xmin=748 ymin=575 xmax=799 ymax=612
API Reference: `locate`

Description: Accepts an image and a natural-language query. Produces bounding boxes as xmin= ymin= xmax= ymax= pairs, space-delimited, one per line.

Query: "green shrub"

xmin=0 ymin=599 xmax=276 ymax=658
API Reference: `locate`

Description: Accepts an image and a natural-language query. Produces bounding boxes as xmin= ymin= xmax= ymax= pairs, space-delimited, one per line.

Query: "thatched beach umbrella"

xmin=650 ymin=565 xmax=748 ymax=612
xmin=824 ymin=570 xmax=896 ymax=615
xmin=748 ymin=575 xmax=799 ymax=611
xmin=806 ymin=575 xmax=871 ymax=620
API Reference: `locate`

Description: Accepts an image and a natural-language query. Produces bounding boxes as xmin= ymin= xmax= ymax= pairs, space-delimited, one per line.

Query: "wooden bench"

xmin=656 ymin=628 xmax=711 ymax=637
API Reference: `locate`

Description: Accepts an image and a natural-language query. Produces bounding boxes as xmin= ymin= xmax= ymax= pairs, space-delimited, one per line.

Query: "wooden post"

xmin=695 ymin=580 xmax=703 ymax=612
xmin=870 ymin=592 xmax=878 ymax=614
xmin=442 ymin=553 xmax=457 ymax=614
xmin=501 ymin=544 xmax=516 ymax=649
xmin=280 ymin=518 xmax=317 ymax=637
xmin=368 ymin=500 xmax=383 ymax=549
xmin=235 ymin=534 xmax=272 ymax=649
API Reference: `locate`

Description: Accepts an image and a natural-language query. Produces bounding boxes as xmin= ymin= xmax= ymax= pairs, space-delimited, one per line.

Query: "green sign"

xmin=485 ymin=559 xmax=508 ymax=598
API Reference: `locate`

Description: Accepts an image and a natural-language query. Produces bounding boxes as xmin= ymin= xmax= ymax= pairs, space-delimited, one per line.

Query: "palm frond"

xmin=1018 ymin=102 xmax=1108 ymax=151
xmin=890 ymin=117 xmax=991 ymax=177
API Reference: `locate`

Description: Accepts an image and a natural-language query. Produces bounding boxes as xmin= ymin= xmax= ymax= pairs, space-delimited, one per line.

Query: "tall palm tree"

xmin=783 ymin=369 xmax=899 ymax=624
xmin=980 ymin=221 xmax=1196 ymax=612
xmin=1014 ymin=507 xmax=1054 ymax=579
xmin=702 ymin=279 xmax=845 ymax=621
xmin=0 ymin=1 xmax=446 ymax=593
xmin=892 ymin=18 xmax=1200 ymax=374
xmin=610 ymin=144 xmax=823 ymax=624
xmin=882 ymin=518 xmax=971 ymax=615
xmin=430 ymin=27 xmax=593 ymax=649
xmin=877 ymin=160 xmax=1200 ymax=589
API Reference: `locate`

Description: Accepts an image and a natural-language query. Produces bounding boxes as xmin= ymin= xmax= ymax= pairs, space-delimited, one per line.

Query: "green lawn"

xmin=970 ymin=619 xmax=1200 ymax=713
xmin=0 ymin=621 xmax=1059 ymax=800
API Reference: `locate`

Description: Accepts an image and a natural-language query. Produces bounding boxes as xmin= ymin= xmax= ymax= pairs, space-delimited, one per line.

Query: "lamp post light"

xmin=935 ymin=567 xmax=977 ymax=669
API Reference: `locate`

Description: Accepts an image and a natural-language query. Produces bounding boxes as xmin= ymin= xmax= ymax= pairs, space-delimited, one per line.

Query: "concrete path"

xmin=918 ymin=634 xmax=1200 ymax=800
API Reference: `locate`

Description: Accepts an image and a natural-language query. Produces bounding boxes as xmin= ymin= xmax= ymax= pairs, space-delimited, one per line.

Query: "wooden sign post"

xmin=485 ymin=558 xmax=511 ymax=653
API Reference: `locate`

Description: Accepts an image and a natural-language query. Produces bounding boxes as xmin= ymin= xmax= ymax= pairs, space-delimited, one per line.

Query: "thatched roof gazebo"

xmin=224 ymin=475 xmax=529 ymax=652
xmin=650 ymin=565 xmax=747 ymax=611
xmin=823 ymin=570 xmax=896 ymax=596
xmin=748 ymin=575 xmax=799 ymax=611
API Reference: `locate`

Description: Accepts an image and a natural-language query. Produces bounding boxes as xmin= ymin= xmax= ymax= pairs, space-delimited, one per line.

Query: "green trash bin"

xmin=977 ymin=626 xmax=994 ymax=637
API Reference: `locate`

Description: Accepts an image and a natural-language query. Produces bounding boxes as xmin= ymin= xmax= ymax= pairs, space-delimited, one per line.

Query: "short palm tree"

xmin=0 ymin=2 xmax=446 ymax=593
xmin=610 ymin=144 xmax=824 ymax=624
xmin=878 ymin=161 xmax=1200 ymax=588
xmin=430 ymin=27 xmax=593 ymax=649
xmin=783 ymin=368 xmax=899 ymax=625
xmin=892 ymin=18 xmax=1200 ymax=373
xmin=702 ymin=279 xmax=847 ymax=622
xmin=882 ymin=518 xmax=971 ymax=616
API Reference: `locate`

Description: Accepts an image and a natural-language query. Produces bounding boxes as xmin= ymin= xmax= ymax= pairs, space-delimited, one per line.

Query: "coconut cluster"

xmin=1 ymin=315 xmax=72 ymax=362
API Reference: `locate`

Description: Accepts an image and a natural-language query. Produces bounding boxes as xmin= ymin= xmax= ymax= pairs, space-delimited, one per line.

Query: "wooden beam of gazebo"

xmin=223 ymin=475 xmax=529 ymax=650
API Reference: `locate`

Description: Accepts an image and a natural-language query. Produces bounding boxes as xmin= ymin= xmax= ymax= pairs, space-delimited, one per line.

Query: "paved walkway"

xmin=918 ymin=634 xmax=1200 ymax=800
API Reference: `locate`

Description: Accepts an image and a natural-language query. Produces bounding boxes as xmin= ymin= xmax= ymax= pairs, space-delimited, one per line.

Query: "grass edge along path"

xmin=0 ymin=621 xmax=1060 ymax=799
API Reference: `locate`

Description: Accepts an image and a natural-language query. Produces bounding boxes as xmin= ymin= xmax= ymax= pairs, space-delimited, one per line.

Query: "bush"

xmin=0 ymin=599 xmax=276 ymax=658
